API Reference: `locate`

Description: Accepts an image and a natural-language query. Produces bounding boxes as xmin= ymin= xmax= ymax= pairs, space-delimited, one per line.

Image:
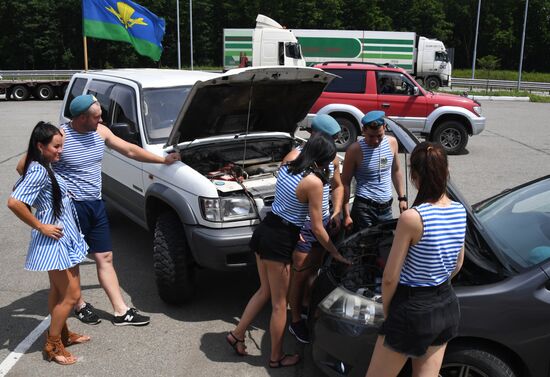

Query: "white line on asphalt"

xmin=0 ymin=315 xmax=51 ymax=377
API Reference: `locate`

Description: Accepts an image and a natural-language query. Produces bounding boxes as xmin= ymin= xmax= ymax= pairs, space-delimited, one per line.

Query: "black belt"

xmin=355 ymin=196 xmax=393 ymax=209
xmin=265 ymin=212 xmax=300 ymax=231
xmin=398 ymin=281 xmax=451 ymax=297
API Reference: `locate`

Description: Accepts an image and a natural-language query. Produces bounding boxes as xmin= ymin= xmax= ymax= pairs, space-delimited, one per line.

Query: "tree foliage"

xmin=0 ymin=0 xmax=548 ymax=71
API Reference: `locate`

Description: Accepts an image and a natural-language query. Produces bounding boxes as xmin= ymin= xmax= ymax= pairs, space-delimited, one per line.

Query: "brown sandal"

xmin=61 ymin=324 xmax=90 ymax=347
xmin=43 ymin=334 xmax=77 ymax=365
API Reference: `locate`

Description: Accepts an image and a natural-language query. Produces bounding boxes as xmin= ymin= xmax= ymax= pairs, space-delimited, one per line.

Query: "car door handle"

xmin=381 ymin=103 xmax=390 ymax=108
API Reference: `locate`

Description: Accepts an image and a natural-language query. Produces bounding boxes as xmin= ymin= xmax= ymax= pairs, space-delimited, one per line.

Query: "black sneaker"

xmin=112 ymin=308 xmax=150 ymax=326
xmin=289 ymin=319 xmax=310 ymax=344
xmin=74 ymin=302 xmax=101 ymax=325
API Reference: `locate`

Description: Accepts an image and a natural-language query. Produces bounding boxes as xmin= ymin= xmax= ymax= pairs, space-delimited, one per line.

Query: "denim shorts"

xmin=350 ymin=196 xmax=393 ymax=232
xmin=73 ymin=200 xmax=113 ymax=253
xmin=379 ymin=282 xmax=460 ymax=357
xmin=295 ymin=217 xmax=331 ymax=253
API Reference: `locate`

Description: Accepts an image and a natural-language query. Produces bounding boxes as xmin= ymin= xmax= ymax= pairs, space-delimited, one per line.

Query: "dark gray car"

xmin=309 ymin=120 xmax=550 ymax=377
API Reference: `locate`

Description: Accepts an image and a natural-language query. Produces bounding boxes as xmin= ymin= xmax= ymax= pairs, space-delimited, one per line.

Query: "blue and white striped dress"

xmin=54 ymin=123 xmax=104 ymax=201
xmin=11 ymin=162 xmax=88 ymax=271
xmin=271 ymin=164 xmax=309 ymax=227
xmin=400 ymin=202 xmax=467 ymax=287
xmin=355 ymin=137 xmax=393 ymax=203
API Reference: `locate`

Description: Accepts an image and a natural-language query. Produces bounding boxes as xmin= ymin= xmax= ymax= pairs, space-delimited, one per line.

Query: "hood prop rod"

xmin=241 ymin=74 xmax=255 ymax=172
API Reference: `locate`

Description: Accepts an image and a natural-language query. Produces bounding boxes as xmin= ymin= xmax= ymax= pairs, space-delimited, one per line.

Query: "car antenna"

xmin=241 ymin=74 xmax=255 ymax=171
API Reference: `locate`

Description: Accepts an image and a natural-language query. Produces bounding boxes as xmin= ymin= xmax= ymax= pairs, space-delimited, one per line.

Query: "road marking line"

xmin=0 ymin=316 xmax=50 ymax=377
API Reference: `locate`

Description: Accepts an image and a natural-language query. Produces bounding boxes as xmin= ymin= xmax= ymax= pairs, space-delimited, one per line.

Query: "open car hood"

xmin=165 ymin=67 xmax=334 ymax=146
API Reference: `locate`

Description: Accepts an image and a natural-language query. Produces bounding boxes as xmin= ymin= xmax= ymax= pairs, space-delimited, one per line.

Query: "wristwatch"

xmin=398 ymin=195 xmax=408 ymax=202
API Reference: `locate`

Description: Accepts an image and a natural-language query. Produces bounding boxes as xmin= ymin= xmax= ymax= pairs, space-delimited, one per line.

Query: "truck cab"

xmin=416 ymin=36 xmax=452 ymax=89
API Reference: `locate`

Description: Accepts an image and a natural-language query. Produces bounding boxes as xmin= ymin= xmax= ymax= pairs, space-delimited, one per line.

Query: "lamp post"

xmin=517 ymin=0 xmax=529 ymax=90
xmin=176 ymin=0 xmax=181 ymax=69
xmin=189 ymin=0 xmax=194 ymax=70
xmin=472 ymin=0 xmax=482 ymax=79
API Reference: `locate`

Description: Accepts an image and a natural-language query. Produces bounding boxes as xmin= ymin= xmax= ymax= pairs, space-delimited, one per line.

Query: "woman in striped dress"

xmin=7 ymin=122 xmax=89 ymax=365
xmin=366 ymin=142 xmax=467 ymax=377
xmin=226 ymin=133 xmax=350 ymax=368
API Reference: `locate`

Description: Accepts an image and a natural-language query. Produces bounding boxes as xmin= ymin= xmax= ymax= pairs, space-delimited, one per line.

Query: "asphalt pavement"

xmin=0 ymin=99 xmax=549 ymax=377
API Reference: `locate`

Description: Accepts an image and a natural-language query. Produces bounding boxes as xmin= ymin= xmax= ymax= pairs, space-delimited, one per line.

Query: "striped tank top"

xmin=355 ymin=137 xmax=393 ymax=203
xmin=296 ymin=146 xmax=334 ymax=220
xmin=271 ymin=164 xmax=309 ymax=227
xmin=399 ymin=201 xmax=467 ymax=287
xmin=54 ymin=123 xmax=104 ymax=201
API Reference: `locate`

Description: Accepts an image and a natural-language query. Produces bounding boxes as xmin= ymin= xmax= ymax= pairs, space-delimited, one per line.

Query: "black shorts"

xmin=249 ymin=212 xmax=301 ymax=264
xmin=379 ymin=282 xmax=460 ymax=357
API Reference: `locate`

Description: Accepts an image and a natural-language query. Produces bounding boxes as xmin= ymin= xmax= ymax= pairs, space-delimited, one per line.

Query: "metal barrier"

xmin=0 ymin=70 xmax=81 ymax=79
xmin=451 ymin=78 xmax=550 ymax=93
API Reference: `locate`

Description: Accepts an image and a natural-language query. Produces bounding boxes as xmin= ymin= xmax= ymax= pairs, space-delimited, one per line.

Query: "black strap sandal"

xmin=226 ymin=331 xmax=247 ymax=356
xmin=269 ymin=353 xmax=300 ymax=368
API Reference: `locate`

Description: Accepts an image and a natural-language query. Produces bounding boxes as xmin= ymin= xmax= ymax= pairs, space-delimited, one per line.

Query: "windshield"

xmin=143 ymin=86 xmax=191 ymax=143
xmin=475 ymin=177 xmax=550 ymax=269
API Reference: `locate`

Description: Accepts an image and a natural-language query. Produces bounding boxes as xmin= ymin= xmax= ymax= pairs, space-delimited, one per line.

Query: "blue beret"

xmin=361 ymin=110 xmax=385 ymax=126
xmin=312 ymin=114 xmax=341 ymax=136
xmin=70 ymin=94 xmax=97 ymax=117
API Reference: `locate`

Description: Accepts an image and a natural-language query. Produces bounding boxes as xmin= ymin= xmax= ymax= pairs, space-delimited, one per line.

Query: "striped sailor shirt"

xmin=53 ymin=123 xmax=104 ymax=201
xmin=355 ymin=137 xmax=394 ymax=203
xmin=400 ymin=201 xmax=467 ymax=287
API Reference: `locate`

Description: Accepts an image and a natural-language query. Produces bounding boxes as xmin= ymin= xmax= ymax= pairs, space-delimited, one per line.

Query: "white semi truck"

xmin=224 ymin=26 xmax=451 ymax=89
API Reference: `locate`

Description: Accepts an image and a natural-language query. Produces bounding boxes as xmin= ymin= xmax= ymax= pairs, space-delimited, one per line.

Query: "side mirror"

xmin=111 ymin=123 xmax=139 ymax=145
xmin=413 ymin=87 xmax=420 ymax=96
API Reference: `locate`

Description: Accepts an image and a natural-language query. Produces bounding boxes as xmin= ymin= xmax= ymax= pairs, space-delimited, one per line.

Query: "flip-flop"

xmin=269 ymin=353 xmax=300 ymax=368
xmin=226 ymin=331 xmax=247 ymax=356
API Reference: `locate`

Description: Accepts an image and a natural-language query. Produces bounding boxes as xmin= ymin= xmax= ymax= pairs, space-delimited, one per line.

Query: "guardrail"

xmin=451 ymin=78 xmax=550 ymax=93
xmin=0 ymin=70 xmax=81 ymax=79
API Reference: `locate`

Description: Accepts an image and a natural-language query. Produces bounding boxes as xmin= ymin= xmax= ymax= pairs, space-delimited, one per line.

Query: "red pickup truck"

xmin=306 ymin=62 xmax=486 ymax=154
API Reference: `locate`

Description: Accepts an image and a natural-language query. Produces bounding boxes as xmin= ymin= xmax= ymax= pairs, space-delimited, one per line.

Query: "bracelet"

xmin=398 ymin=196 xmax=407 ymax=202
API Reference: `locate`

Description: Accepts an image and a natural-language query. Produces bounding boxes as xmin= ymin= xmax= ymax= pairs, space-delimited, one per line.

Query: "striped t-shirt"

xmin=400 ymin=201 xmax=467 ymax=287
xmin=355 ymin=137 xmax=393 ymax=203
xmin=53 ymin=123 xmax=104 ymax=201
xmin=271 ymin=164 xmax=309 ymax=228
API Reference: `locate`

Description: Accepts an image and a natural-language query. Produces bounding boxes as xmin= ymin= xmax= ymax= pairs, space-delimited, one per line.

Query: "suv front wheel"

xmin=432 ymin=120 xmax=468 ymax=155
xmin=334 ymin=116 xmax=358 ymax=151
xmin=153 ymin=211 xmax=196 ymax=305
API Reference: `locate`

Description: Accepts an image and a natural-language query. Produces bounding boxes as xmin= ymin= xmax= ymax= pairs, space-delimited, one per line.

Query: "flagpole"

xmin=83 ymin=36 xmax=89 ymax=71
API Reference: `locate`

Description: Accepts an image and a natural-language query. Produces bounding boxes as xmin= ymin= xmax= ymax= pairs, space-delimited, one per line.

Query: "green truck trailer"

xmin=223 ymin=28 xmax=451 ymax=89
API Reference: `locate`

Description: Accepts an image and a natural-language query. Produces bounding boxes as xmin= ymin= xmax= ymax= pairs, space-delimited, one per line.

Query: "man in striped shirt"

xmin=342 ymin=111 xmax=407 ymax=233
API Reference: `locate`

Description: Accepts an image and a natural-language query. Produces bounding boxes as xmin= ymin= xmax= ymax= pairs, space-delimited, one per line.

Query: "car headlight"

xmin=200 ymin=195 xmax=257 ymax=222
xmin=473 ymin=106 xmax=482 ymax=116
xmin=319 ymin=286 xmax=384 ymax=326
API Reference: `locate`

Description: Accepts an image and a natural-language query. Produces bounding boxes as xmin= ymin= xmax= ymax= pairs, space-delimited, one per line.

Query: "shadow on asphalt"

xmin=104 ymin=205 xmax=308 ymax=374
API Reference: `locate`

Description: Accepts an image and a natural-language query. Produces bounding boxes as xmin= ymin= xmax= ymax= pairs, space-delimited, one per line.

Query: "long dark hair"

xmin=288 ymin=132 xmax=336 ymax=184
xmin=410 ymin=142 xmax=448 ymax=206
xmin=19 ymin=121 xmax=63 ymax=220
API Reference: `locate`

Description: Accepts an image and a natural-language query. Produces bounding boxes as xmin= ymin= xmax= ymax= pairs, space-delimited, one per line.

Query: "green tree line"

xmin=0 ymin=0 xmax=548 ymax=72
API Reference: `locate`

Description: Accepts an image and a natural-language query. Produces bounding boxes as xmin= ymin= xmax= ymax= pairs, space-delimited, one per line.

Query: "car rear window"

xmin=322 ymin=69 xmax=366 ymax=94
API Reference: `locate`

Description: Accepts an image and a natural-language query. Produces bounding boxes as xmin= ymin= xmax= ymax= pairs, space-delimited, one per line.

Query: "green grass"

xmin=453 ymin=69 xmax=550 ymax=83
xmin=443 ymin=89 xmax=550 ymax=103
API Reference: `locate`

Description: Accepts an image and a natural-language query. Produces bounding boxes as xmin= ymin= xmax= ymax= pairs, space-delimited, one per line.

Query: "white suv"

xmin=59 ymin=67 xmax=332 ymax=304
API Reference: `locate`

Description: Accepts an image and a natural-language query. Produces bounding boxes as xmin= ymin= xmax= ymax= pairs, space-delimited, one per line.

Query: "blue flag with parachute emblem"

xmin=82 ymin=0 xmax=165 ymax=61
